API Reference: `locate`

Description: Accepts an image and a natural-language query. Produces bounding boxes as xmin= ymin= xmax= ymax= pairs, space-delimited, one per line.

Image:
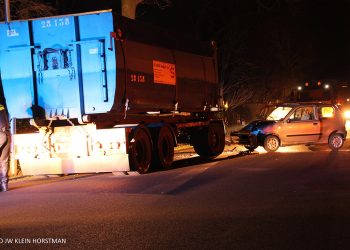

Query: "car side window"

xmin=319 ymin=106 xmax=334 ymax=119
xmin=289 ymin=108 xmax=302 ymax=121
xmin=289 ymin=107 xmax=315 ymax=121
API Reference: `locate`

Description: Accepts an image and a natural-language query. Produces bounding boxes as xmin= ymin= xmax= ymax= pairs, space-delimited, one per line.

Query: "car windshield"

xmin=266 ymin=106 xmax=293 ymax=121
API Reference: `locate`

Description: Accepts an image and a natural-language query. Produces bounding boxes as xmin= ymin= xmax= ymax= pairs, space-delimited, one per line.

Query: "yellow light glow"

xmin=324 ymin=84 xmax=330 ymax=89
xmin=297 ymin=86 xmax=302 ymax=91
xmin=14 ymin=124 xmax=127 ymax=161
xmin=255 ymin=145 xmax=310 ymax=154
xmin=224 ymin=102 xmax=229 ymax=110
xmin=321 ymin=107 xmax=334 ymax=118
xmin=344 ymin=110 xmax=350 ymax=119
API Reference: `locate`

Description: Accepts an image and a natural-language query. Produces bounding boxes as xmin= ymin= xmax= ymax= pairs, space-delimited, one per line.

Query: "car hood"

xmin=241 ymin=120 xmax=276 ymax=132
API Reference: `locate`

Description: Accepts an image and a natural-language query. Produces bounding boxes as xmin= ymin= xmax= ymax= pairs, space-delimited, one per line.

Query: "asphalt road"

xmin=1 ymin=144 xmax=350 ymax=249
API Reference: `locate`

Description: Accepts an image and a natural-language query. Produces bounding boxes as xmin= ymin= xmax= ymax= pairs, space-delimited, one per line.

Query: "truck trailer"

xmin=0 ymin=10 xmax=225 ymax=175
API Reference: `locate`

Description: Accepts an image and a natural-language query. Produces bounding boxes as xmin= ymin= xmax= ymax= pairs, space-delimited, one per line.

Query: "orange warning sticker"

xmin=153 ymin=60 xmax=176 ymax=85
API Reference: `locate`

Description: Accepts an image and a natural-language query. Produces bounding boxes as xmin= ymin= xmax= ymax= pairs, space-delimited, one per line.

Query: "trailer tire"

xmin=152 ymin=125 xmax=175 ymax=169
xmin=129 ymin=126 xmax=152 ymax=174
xmin=192 ymin=122 xmax=225 ymax=158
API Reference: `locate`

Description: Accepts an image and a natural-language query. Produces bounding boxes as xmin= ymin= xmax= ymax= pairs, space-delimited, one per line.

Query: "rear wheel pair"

xmin=129 ymin=122 xmax=226 ymax=174
xmin=151 ymin=125 xmax=175 ymax=170
xmin=128 ymin=125 xmax=174 ymax=174
xmin=191 ymin=122 xmax=225 ymax=158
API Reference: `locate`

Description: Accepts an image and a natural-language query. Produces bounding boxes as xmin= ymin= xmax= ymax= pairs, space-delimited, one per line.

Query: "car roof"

xmin=278 ymin=102 xmax=338 ymax=107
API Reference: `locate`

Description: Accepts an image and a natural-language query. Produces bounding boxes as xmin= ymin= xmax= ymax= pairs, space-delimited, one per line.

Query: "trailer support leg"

xmin=9 ymin=118 xmax=17 ymax=176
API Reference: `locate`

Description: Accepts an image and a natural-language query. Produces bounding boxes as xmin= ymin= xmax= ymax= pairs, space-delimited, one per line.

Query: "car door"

xmin=318 ymin=105 xmax=340 ymax=142
xmin=279 ymin=106 xmax=321 ymax=144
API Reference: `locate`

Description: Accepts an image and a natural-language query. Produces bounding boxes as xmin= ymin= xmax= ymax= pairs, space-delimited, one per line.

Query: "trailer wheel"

xmin=192 ymin=122 xmax=225 ymax=158
xmin=152 ymin=125 xmax=175 ymax=169
xmin=129 ymin=126 xmax=152 ymax=174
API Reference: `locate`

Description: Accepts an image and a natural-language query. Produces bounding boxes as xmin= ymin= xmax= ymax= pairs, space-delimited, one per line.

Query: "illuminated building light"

xmin=324 ymin=84 xmax=330 ymax=89
xmin=297 ymin=86 xmax=302 ymax=91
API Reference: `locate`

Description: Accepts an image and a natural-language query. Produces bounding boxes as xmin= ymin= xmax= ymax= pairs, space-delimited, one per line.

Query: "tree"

xmin=51 ymin=0 xmax=171 ymax=20
xmin=122 ymin=0 xmax=171 ymax=19
xmin=217 ymin=0 xmax=311 ymax=109
xmin=0 ymin=0 xmax=56 ymax=21
xmin=219 ymin=20 xmax=259 ymax=111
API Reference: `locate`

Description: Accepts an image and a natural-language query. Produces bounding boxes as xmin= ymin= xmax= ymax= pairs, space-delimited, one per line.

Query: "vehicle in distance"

xmin=231 ymin=103 xmax=347 ymax=152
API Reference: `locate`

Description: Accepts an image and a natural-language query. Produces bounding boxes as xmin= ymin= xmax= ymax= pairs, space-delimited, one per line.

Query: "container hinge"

xmin=109 ymin=32 xmax=116 ymax=51
xmin=68 ymin=67 xmax=76 ymax=80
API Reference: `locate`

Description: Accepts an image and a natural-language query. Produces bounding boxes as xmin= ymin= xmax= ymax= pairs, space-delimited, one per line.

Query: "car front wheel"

xmin=263 ymin=135 xmax=280 ymax=152
xmin=328 ymin=133 xmax=344 ymax=151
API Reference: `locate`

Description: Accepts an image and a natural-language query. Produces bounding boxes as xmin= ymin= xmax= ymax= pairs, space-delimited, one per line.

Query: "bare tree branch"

xmin=122 ymin=0 xmax=171 ymax=19
xmin=141 ymin=0 xmax=172 ymax=9
xmin=0 ymin=0 xmax=56 ymax=20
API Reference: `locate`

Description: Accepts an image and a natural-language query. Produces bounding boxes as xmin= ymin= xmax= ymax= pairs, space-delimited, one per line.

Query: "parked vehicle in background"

xmin=231 ymin=103 xmax=347 ymax=152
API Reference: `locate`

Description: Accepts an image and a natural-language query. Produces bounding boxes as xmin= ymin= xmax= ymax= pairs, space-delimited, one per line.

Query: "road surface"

xmin=1 ymin=143 xmax=350 ymax=249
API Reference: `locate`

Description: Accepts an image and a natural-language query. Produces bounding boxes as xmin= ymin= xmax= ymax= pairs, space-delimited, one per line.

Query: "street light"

xmin=224 ymin=102 xmax=228 ymax=110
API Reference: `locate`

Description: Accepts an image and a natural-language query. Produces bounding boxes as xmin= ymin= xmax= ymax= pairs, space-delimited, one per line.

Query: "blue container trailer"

xmin=0 ymin=10 xmax=224 ymax=175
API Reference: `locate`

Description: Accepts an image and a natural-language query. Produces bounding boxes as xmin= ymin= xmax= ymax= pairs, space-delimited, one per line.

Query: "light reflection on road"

xmin=254 ymin=143 xmax=350 ymax=154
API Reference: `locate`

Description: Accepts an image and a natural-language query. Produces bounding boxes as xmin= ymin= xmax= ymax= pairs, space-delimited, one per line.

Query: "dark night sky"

xmin=46 ymin=0 xmax=350 ymax=85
